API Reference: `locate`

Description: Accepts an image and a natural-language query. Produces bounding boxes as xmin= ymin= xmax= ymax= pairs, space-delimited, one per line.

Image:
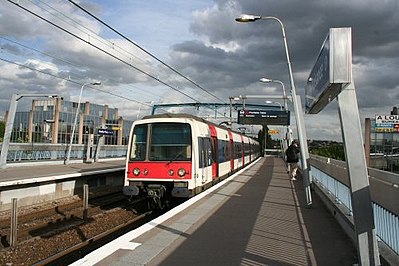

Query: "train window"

xmin=198 ymin=137 xmax=204 ymax=168
xmin=203 ymin=137 xmax=212 ymax=167
xmin=218 ymin=140 xmax=230 ymax=163
xmin=149 ymin=123 xmax=192 ymax=161
xmin=130 ymin=124 xmax=147 ymax=161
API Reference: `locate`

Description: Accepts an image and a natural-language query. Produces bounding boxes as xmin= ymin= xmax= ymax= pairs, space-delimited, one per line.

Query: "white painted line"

xmin=0 ymin=167 xmax=125 ymax=187
xmin=71 ymin=159 xmax=261 ymax=266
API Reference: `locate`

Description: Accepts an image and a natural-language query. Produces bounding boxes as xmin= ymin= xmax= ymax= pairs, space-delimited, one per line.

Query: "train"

xmin=123 ymin=113 xmax=261 ymax=209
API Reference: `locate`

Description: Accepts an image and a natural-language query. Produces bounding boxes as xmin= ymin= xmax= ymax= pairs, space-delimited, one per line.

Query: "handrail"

xmin=309 ymin=154 xmax=399 ymax=264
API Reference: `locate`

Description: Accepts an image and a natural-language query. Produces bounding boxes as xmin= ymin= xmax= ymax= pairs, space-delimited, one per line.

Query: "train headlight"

xmin=133 ymin=168 xmax=140 ymax=176
xmin=177 ymin=168 xmax=186 ymax=178
xmin=168 ymin=169 xmax=174 ymax=176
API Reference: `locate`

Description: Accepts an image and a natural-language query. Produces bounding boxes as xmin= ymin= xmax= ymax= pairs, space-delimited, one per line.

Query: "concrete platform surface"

xmin=0 ymin=159 xmax=125 ymax=186
xmin=72 ymin=157 xmax=357 ymax=266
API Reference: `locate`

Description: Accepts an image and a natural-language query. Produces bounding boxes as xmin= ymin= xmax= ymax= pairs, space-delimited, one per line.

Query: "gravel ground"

xmin=0 ymin=207 xmax=141 ymax=265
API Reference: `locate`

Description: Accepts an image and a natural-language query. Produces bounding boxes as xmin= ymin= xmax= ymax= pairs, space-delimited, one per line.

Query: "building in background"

xmin=365 ymin=107 xmax=399 ymax=173
xmin=4 ymin=97 xmax=133 ymax=146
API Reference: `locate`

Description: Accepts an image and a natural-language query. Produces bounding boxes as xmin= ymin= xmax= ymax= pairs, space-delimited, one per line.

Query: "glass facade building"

xmin=366 ymin=107 xmax=399 ymax=173
xmin=7 ymin=97 xmax=132 ymax=146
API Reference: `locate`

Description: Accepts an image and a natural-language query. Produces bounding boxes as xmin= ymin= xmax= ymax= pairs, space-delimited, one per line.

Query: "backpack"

xmin=285 ymin=146 xmax=298 ymax=162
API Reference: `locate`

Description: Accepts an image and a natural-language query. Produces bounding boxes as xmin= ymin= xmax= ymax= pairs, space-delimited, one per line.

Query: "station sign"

xmin=268 ymin=129 xmax=280 ymax=135
xmin=305 ymin=27 xmax=352 ymax=114
xmin=375 ymin=114 xmax=399 ymax=133
xmin=97 ymin=128 xmax=114 ymax=136
xmin=237 ymin=109 xmax=290 ymax=126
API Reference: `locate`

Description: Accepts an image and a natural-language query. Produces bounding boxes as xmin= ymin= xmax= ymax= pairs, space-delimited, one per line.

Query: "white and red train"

xmin=123 ymin=113 xmax=260 ymax=208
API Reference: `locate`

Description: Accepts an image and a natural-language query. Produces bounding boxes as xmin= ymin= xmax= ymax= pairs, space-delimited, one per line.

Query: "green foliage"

xmin=310 ymin=143 xmax=345 ymax=161
xmin=0 ymin=120 xmax=5 ymax=142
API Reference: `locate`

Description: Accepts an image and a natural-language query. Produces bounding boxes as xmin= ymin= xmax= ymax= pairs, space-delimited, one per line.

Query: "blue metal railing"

xmin=310 ymin=158 xmax=399 ymax=258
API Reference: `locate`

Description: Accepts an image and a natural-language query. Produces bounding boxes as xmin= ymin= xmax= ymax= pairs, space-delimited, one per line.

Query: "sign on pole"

xmin=305 ymin=28 xmax=352 ymax=114
xmin=268 ymin=129 xmax=279 ymax=135
xmin=97 ymin=128 xmax=114 ymax=136
xmin=237 ymin=109 xmax=290 ymax=126
xmin=305 ymin=27 xmax=379 ymax=265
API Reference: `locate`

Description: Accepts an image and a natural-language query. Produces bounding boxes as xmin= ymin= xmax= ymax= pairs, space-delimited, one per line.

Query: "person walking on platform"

xmin=285 ymin=140 xmax=300 ymax=180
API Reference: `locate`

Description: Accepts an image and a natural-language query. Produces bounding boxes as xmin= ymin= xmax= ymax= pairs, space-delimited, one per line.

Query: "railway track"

xmin=0 ymin=191 xmax=159 ymax=265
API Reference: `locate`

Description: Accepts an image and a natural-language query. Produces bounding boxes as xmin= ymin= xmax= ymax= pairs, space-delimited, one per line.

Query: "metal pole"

xmin=85 ymin=130 xmax=92 ymax=163
xmin=229 ymin=97 xmax=233 ymax=125
xmin=276 ymin=18 xmax=310 ymax=200
xmin=274 ymin=80 xmax=288 ymax=110
xmin=337 ymin=81 xmax=379 ymax=265
xmin=263 ymin=16 xmax=312 ymax=205
xmin=10 ymin=198 xmax=18 ymax=247
xmin=294 ymin=95 xmax=312 ymax=203
xmin=94 ymin=123 xmax=105 ymax=162
xmin=0 ymin=94 xmax=18 ymax=168
xmin=83 ymin=184 xmax=89 ymax=221
xmin=65 ymin=83 xmax=87 ymax=165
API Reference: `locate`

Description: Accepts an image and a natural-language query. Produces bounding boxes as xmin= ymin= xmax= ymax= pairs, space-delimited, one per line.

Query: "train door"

xmin=241 ymin=136 xmax=245 ymax=166
xmin=208 ymin=125 xmax=218 ymax=179
xmin=211 ymin=137 xmax=218 ymax=179
xmin=198 ymin=136 xmax=213 ymax=186
xmin=228 ymin=131 xmax=234 ymax=172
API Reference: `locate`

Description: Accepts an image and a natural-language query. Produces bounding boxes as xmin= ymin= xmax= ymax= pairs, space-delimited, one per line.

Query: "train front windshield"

xmin=130 ymin=123 xmax=192 ymax=161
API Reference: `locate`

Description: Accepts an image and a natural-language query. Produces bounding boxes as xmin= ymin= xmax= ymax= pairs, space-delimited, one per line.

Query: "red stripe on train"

xmin=127 ymin=161 xmax=192 ymax=180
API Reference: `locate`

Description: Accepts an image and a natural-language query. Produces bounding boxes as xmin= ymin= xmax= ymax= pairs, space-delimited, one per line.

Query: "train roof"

xmin=141 ymin=113 xmax=259 ymax=142
xmin=142 ymin=113 xmax=210 ymax=124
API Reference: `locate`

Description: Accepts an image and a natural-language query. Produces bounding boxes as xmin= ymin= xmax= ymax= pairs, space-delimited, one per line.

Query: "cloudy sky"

xmin=0 ymin=0 xmax=398 ymax=141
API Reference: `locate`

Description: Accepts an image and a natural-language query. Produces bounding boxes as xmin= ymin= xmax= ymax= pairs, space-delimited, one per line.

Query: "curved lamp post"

xmin=265 ymin=100 xmax=282 ymax=110
xmin=236 ymin=14 xmax=312 ymax=205
xmin=259 ymin=78 xmax=288 ymax=110
xmin=261 ymin=78 xmax=292 ymax=153
xmin=65 ymin=81 xmax=101 ymax=165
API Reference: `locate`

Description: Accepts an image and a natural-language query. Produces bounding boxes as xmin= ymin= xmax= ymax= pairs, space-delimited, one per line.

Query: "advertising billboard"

xmin=375 ymin=114 xmax=399 ymax=133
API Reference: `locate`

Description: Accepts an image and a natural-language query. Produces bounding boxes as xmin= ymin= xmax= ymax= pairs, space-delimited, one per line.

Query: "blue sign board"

xmin=238 ymin=109 xmax=290 ymax=126
xmin=305 ymin=28 xmax=352 ymax=114
xmin=98 ymin=128 xmax=114 ymax=136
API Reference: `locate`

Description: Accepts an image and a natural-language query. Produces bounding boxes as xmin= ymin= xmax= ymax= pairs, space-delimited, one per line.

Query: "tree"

xmin=0 ymin=119 xmax=5 ymax=142
xmin=310 ymin=143 xmax=345 ymax=161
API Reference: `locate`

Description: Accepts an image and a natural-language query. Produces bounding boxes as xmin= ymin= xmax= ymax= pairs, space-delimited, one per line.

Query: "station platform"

xmin=0 ymin=159 xmax=125 ymax=186
xmin=72 ymin=157 xmax=358 ymax=266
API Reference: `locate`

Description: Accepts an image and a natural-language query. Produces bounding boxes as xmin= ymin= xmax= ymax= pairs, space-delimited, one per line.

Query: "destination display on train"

xmin=238 ymin=109 xmax=290 ymax=126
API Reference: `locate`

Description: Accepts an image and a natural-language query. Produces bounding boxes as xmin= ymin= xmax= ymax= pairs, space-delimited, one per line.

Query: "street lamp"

xmin=0 ymin=94 xmax=59 ymax=168
xmin=236 ymin=14 xmax=312 ymax=205
xmin=261 ymin=78 xmax=291 ymax=151
xmin=265 ymin=100 xmax=282 ymax=110
xmin=259 ymin=78 xmax=288 ymax=110
xmin=65 ymin=81 xmax=101 ymax=165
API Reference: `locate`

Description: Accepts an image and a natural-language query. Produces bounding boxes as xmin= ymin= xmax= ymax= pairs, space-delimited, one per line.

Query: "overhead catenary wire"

xmin=0 ymin=36 xmax=164 ymax=101
xmin=0 ymin=56 xmax=158 ymax=110
xmin=27 ymin=0 xmax=152 ymax=71
xmin=67 ymin=0 xmax=226 ymax=104
xmin=6 ymin=0 xmax=200 ymax=104
xmin=5 ymin=0 xmax=227 ymax=117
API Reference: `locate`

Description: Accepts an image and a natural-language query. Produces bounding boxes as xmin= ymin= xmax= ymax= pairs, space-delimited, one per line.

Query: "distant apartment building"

xmin=366 ymin=107 xmax=399 ymax=173
xmin=4 ymin=97 xmax=133 ymax=146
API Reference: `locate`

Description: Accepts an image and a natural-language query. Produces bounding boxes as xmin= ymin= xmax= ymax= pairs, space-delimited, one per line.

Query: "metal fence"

xmin=0 ymin=143 xmax=127 ymax=163
xmin=310 ymin=155 xmax=399 ymax=262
